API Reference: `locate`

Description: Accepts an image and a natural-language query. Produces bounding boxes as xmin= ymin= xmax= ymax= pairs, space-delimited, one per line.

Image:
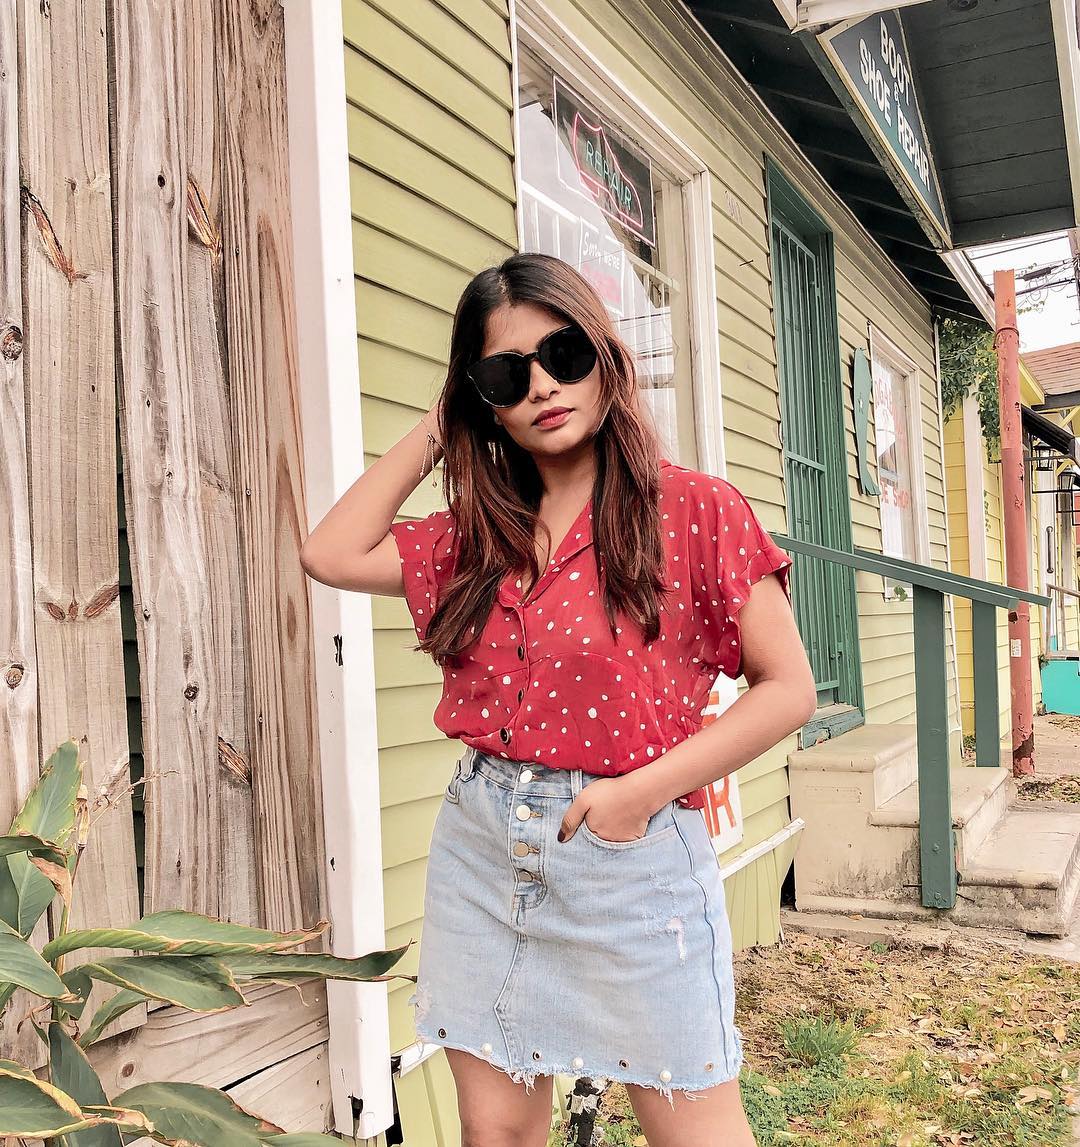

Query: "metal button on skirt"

xmin=407 ymin=746 xmax=745 ymax=1105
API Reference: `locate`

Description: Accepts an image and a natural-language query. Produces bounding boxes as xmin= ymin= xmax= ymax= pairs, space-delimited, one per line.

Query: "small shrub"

xmin=780 ymin=1016 xmax=861 ymax=1069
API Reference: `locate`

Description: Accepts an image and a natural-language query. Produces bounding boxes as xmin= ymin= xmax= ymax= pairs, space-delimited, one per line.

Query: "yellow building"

xmin=297 ymin=0 xmax=1079 ymax=1139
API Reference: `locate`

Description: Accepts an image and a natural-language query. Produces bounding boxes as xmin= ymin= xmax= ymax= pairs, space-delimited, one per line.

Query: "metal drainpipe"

xmin=994 ymin=269 xmax=1036 ymax=776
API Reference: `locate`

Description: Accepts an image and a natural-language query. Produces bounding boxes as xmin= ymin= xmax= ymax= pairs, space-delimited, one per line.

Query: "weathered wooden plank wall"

xmin=0 ymin=0 xmax=47 ymax=1072
xmin=110 ymin=0 xmax=261 ymax=927
xmin=16 ymin=0 xmax=145 ymax=1057
xmin=2 ymin=0 xmax=329 ymax=1095
xmin=215 ymin=0 xmax=328 ymax=936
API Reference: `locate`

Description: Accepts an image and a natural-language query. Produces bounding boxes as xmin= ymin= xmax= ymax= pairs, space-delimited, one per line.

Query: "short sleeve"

xmin=389 ymin=508 xmax=458 ymax=642
xmin=691 ymin=478 xmax=793 ymax=680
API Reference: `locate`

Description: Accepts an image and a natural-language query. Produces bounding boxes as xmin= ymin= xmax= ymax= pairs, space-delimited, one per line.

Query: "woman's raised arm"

xmin=299 ymin=400 xmax=443 ymax=595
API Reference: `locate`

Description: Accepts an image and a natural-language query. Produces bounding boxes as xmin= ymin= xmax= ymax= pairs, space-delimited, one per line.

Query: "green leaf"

xmin=0 ymin=917 xmax=76 ymax=1000
xmin=0 ymin=831 xmax=67 ymax=863
xmin=111 ymin=1081 xmax=287 ymax=1147
xmin=43 ymin=910 xmax=329 ymax=962
xmin=0 ymin=1057 xmax=90 ymax=1137
xmin=222 ymin=945 xmax=409 ymax=984
xmin=78 ymin=988 xmax=145 ymax=1047
xmin=56 ymin=965 xmax=95 ymax=1020
xmin=80 ymin=955 xmax=247 ymax=1011
xmin=0 ymin=741 xmax=82 ymax=935
xmin=10 ymin=740 xmax=82 ymax=842
xmin=48 ymin=1023 xmax=123 ymax=1147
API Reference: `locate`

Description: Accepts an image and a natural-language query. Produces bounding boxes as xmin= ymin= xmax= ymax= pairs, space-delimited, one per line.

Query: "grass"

xmin=549 ymin=929 xmax=1080 ymax=1146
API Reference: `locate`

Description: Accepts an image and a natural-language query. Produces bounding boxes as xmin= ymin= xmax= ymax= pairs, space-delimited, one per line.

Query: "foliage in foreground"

xmin=0 ymin=740 xmax=411 ymax=1145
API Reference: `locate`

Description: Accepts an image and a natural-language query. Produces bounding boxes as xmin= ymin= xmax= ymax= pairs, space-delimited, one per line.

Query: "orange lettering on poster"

xmin=700 ymin=690 xmax=738 ymax=837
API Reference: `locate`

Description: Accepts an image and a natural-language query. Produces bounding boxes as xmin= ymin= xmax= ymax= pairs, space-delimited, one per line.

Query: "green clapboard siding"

xmin=344 ymin=0 xmax=515 ymax=1139
xmin=529 ymin=0 xmax=960 ymax=937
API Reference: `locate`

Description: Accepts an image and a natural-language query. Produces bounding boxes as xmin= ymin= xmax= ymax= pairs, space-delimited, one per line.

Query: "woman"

xmin=301 ymin=253 xmax=816 ymax=1147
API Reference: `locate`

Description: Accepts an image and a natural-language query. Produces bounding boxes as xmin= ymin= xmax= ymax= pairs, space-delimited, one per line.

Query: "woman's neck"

xmin=531 ymin=446 xmax=596 ymax=507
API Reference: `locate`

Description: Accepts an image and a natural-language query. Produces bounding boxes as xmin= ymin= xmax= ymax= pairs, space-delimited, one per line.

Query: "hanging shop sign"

xmin=817 ymin=11 xmax=951 ymax=248
xmin=554 ymin=74 xmax=656 ymax=249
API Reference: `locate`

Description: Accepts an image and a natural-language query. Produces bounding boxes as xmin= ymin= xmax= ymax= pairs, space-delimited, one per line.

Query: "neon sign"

xmin=554 ymin=75 xmax=655 ymax=248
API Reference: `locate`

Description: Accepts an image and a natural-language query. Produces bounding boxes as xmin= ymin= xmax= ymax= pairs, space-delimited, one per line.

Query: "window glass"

xmin=516 ymin=48 xmax=696 ymax=465
xmin=872 ymin=352 xmax=917 ymax=598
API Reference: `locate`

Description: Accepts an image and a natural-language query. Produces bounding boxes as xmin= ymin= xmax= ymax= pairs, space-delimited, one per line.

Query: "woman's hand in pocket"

xmin=557 ymin=776 xmax=657 ymax=844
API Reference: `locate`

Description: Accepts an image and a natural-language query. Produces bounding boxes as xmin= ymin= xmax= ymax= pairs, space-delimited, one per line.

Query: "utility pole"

xmin=994 ymin=269 xmax=1035 ymax=777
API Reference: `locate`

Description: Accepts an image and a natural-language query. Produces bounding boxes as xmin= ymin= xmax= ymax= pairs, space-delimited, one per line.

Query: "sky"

xmin=967 ymin=230 xmax=1080 ymax=352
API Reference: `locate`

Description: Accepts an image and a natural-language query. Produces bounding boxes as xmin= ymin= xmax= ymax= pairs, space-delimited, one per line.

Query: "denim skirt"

xmin=408 ymin=745 xmax=744 ymax=1104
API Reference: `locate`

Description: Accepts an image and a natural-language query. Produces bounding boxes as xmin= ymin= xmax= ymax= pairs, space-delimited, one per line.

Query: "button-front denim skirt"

xmin=408 ymin=746 xmax=744 ymax=1105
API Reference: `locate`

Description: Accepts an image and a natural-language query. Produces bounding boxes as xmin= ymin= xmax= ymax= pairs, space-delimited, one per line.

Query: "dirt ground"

xmin=563 ymin=926 xmax=1080 ymax=1147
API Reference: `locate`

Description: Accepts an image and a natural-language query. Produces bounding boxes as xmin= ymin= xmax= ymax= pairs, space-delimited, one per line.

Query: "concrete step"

xmin=955 ymin=803 xmax=1080 ymax=937
xmin=869 ymin=766 xmax=1015 ymax=867
xmin=789 ymin=723 xmax=918 ymax=810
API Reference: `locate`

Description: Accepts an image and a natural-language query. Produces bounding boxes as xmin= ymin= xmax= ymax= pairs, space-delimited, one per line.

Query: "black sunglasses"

xmin=466 ymin=324 xmax=598 ymax=408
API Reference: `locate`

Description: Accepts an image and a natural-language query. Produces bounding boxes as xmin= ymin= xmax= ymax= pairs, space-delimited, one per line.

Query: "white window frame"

xmin=869 ymin=323 xmax=931 ymax=599
xmin=510 ymin=0 xmax=727 ymax=477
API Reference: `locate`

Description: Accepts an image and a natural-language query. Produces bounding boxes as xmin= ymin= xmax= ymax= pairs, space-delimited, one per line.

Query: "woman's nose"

xmin=529 ymin=357 xmax=559 ymax=396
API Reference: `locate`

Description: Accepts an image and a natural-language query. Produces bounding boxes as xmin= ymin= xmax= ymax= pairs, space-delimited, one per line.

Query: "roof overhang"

xmin=684 ymin=1 xmax=1080 ymax=320
xmin=1022 ymin=404 xmax=1080 ymax=463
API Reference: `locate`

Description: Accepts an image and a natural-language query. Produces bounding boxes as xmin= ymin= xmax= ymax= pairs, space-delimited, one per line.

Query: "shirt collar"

xmin=497 ymin=495 xmax=594 ymax=608
xmin=496 ymin=458 xmax=671 ymax=608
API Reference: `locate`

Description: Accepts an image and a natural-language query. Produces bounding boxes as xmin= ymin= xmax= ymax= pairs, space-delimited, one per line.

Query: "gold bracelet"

xmin=421 ymin=425 xmax=442 ymax=488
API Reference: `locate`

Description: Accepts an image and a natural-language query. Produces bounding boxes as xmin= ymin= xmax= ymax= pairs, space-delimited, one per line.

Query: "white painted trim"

xmin=790 ymin=0 xmax=931 ymax=30
xmin=281 ymin=3 xmax=392 ymax=1138
xmin=1049 ymin=0 xmax=1080 ymax=226
xmin=687 ymin=167 xmax=728 ymax=479
xmin=396 ymin=1038 xmax=445 ymax=1079
xmin=869 ymin=322 xmax=932 ymax=574
xmin=717 ymin=817 xmax=805 ymax=881
xmin=940 ymin=250 xmax=995 ymax=326
xmin=962 ymin=392 xmax=989 ymax=582
xmin=508 ymin=0 xmax=526 ymax=252
xmin=932 ymin=318 xmax=963 ymax=746
xmin=773 ymin=0 xmax=799 ymax=29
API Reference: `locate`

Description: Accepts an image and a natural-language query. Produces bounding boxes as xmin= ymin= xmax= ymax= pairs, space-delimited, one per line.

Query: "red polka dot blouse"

xmin=390 ymin=458 xmax=793 ymax=810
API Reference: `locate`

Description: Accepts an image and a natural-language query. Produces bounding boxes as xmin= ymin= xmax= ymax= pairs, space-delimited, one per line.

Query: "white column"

xmin=281 ymin=2 xmax=393 ymax=1137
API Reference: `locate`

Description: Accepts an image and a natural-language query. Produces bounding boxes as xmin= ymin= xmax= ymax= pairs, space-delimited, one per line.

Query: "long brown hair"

xmin=418 ymin=252 xmax=670 ymax=665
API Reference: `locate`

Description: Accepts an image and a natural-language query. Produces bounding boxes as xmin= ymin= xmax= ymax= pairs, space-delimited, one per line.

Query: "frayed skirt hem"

xmin=414 ymin=1028 xmax=742 ymax=1109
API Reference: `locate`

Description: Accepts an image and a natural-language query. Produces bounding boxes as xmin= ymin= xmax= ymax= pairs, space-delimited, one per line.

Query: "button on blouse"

xmin=389 ymin=459 xmax=793 ymax=810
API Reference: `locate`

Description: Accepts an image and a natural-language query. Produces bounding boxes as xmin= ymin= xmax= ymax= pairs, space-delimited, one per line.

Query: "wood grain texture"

xmin=182 ymin=0 xmax=260 ymax=928
xmin=214 ymin=0 xmax=327 ymax=936
xmin=17 ymin=0 xmax=143 ymax=1056
xmin=109 ymin=0 xmax=258 ymax=926
xmin=89 ymin=977 xmax=329 ymax=1097
xmin=226 ymin=1043 xmax=332 ymax=1133
xmin=0 ymin=0 xmax=46 ymax=1070
xmin=110 ymin=0 xmax=221 ymax=919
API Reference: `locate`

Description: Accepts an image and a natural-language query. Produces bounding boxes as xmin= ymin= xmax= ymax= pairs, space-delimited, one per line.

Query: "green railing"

xmin=770 ymin=532 xmax=1050 ymax=910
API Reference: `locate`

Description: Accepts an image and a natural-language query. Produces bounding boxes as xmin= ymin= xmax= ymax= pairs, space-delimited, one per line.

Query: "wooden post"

xmin=913 ymin=584 xmax=956 ymax=909
xmin=994 ymin=270 xmax=1035 ymax=777
xmin=971 ymin=600 xmax=1001 ymax=767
